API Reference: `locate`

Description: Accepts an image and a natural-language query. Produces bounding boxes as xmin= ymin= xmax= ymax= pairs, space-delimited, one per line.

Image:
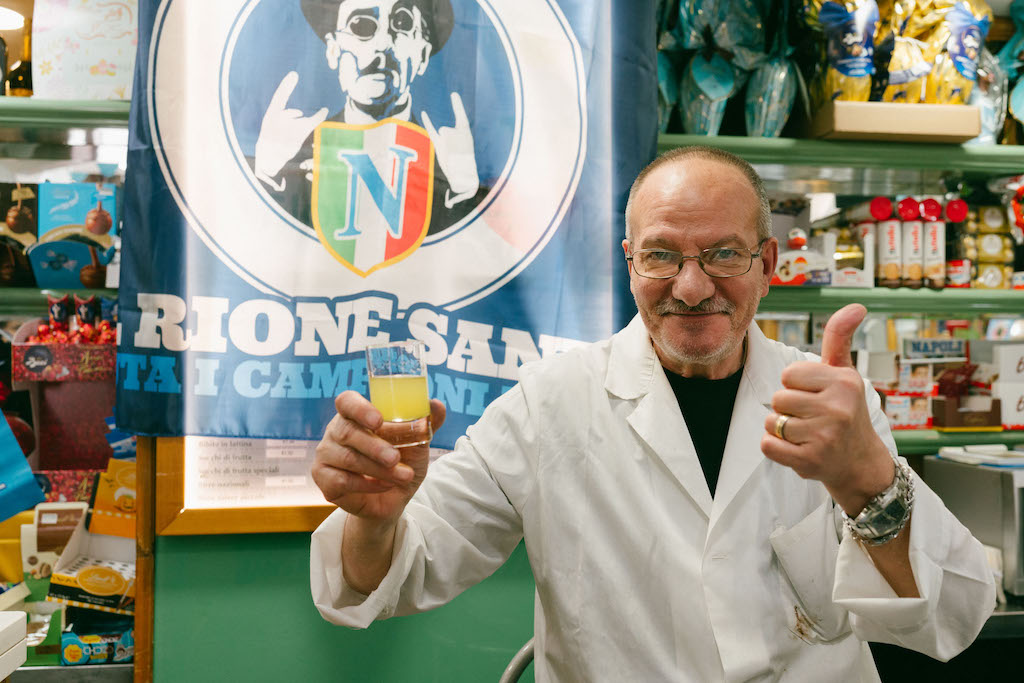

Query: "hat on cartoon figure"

xmin=301 ymin=0 xmax=455 ymax=53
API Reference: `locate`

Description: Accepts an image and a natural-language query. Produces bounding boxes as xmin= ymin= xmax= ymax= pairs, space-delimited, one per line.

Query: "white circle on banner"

xmin=148 ymin=0 xmax=586 ymax=310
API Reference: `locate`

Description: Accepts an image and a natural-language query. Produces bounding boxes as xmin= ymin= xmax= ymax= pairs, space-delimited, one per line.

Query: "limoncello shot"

xmin=365 ymin=340 xmax=432 ymax=447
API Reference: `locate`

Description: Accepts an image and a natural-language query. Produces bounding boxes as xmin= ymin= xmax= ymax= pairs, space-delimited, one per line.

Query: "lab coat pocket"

xmin=769 ymin=499 xmax=850 ymax=643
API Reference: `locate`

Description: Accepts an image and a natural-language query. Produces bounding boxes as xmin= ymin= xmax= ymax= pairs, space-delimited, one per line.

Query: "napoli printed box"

xmin=809 ymin=101 xmax=981 ymax=143
xmin=903 ymin=338 xmax=967 ymax=360
xmin=27 ymin=183 xmax=118 ymax=289
xmin=32 ymin=0 xmax=138 ymax=100
xmin=46 ymin=512 xmax=134 ymax=615
xmin=991 ymin=381 xmax=1024 ymax=430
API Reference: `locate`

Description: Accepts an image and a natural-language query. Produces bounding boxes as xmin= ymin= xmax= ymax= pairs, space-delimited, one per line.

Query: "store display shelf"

xmin=10 ymin=664 xmax=132 ymax=682
xmin=657 ymin=134 xmax=1024 ymax=176
xmin=894 ymin=430 xmax=1024 ymax=456
xmin=760 ymin=286 xmax=1024 ymax=315
xmin=0 ymin=289 xmax=117 ymax=318
xmin=0 ymin=99 xmax=129 ymax=129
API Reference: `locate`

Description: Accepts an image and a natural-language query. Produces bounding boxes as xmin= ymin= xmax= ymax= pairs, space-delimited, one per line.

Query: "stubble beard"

xmin=645 ymin=292 xmax=759 ymax=368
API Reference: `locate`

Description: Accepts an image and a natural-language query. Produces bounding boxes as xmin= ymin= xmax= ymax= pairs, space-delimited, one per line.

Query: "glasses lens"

xmin=633 ymin=250 xmax=680 ymax=278
xmin=700 ymin=247 xmax=751 ymax=276
xmin=347 ymin=15 xmax=378 ymax=39
xmin=391 ymin=8 xmax=415 ymax=33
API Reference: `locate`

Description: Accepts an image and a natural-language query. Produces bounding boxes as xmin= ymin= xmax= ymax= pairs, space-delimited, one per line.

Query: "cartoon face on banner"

xmin=147 ymin=0 xmax=586 ymax=309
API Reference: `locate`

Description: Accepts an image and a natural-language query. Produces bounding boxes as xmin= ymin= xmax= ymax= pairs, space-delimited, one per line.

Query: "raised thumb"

xmin=820 ymin=303 xmax=867 ymax=368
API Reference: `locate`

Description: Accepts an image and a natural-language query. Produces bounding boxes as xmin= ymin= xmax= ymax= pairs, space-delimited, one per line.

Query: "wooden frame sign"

xmin=154 ymin=436 xmax=333 ymax=535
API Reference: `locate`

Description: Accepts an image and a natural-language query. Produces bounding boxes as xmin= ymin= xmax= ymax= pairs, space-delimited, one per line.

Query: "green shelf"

xmin=0 ymin=288 xmax=117 ymax=318
xmin=658 ymin=134 xmax=1024 ymax=176
xmin=894 ymin=430 xmax=1024 ymax=456
xmin=760 ymin=286 xmax=1024 ymax=315
xmin=0 ymin=98 xmax=129 ymax=128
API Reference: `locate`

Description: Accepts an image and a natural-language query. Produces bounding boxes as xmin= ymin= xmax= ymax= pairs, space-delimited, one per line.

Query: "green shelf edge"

xmin=0 ymin=288 xmax=117 ymax=317
xmin=0 ymin=98 xmax=129 ymax=128
xmin=895 ymin=430 xmax=1024 ymax=456
xmin=658 ymin=134 xmax=1024 ymax=175
xmin=761 ymin=286 xmax=1024 ymax=315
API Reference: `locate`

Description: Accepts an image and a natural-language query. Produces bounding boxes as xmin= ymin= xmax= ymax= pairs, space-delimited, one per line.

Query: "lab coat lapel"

xmin=709 ymin=323 xmax=782 ymax=531
xmin=606 ymin=317 xmax=713 ymax=517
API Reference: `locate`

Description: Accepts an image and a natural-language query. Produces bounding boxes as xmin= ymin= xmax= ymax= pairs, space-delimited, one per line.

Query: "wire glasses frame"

xmin=626 ymin=239 xmax=769 ymax=279
xmin=338 ymin=7 xmax=418 ymax=41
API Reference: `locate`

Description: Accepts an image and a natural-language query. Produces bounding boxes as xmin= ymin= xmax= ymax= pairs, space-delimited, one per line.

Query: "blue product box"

xmin=27 ymin=182 xmax=118 ymax=289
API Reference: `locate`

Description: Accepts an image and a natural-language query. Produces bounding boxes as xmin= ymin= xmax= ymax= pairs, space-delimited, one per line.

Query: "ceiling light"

xmin=0 ymin=8 xmax=24 ymax=32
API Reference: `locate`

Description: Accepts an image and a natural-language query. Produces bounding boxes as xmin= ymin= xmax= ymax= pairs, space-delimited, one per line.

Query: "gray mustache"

xmin=654 ymin=298 xmax=735 ymax=315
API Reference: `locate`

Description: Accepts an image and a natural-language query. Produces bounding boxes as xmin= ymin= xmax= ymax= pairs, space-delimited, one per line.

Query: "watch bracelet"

xmin=841 ymin=459 xmax=915 ymax=547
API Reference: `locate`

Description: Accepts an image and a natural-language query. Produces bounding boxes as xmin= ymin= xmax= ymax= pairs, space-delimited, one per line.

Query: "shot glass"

xmin=365 ymin=340 xmax=432 ymax=447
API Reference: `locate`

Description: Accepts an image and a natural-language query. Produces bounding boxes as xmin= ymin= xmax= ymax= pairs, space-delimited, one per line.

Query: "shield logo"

xmin=311 ymin=120 xmax=434 ymax=277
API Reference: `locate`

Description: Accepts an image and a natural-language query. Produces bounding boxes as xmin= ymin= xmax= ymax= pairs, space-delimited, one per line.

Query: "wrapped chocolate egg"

xmin=86 ymin=202 xmax=113 ymax=235
xmin=5 ymin=205 xmax=32 ymax=234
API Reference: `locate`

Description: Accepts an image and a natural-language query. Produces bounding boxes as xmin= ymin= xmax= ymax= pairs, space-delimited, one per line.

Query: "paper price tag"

xmin=265 ymin=476 xmax=306 ymax=488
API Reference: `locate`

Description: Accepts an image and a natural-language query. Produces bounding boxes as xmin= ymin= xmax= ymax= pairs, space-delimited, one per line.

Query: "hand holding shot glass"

xmin=366 ymin=340 xmax=433 ymax=447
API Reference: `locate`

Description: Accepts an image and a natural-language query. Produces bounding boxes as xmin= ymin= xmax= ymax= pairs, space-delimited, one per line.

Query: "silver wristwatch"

xmin=841 ymin=458 xmax=915 ymax=547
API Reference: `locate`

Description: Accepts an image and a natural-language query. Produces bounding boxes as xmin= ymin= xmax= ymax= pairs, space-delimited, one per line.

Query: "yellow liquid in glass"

xmin=369 ymin=375 xmax=429 ymax=422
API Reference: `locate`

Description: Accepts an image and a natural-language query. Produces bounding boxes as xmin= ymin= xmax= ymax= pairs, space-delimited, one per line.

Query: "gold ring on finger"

xmin=774 ymin=413 xmax=792 ymax=442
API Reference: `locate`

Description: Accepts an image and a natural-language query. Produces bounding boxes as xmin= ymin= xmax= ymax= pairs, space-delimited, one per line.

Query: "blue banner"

xmin=117 ymin=0 xmax=657 ymax=448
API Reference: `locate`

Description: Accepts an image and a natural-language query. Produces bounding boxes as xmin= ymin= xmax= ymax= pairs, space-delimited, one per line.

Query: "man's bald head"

xmin=624 ymin=146 xmax=772 ymax=246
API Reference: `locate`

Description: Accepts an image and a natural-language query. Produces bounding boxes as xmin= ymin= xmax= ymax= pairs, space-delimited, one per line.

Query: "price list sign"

xmin=183 ymin=437 xmax=323 ymax=509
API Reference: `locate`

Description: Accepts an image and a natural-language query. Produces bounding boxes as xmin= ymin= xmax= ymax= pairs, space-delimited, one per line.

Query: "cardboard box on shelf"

xmin=20 ymin=504 xmax=86 ymax=667
xmin=884 ymin=394 xmax=933 ymax=429
xmin=32 ymin=0 xmax=138 ymax=100
xmin=46 ymin=512 xmax=134 ymax=616
xmin=830 ymin=222 xmax=875 ymax=288
xmin=33 ymin=470 xmax=101 ymax=504
xmin=991 ymin=381 xmax=1024 ymax=430
xmin=88 ymin=459 xmax=135 ymax=539
xmin=809 ymin=101 xmax=981 ymax=143
xmin=60 ymin=606 xmax=134 ymax=666
xmin=932 ymin=396 xmax=1003 ymax=431
xmin=772 ymin=231 xmax=836 ymax=287
xmin=27 ymin=183 xmax=118 ymax=290
xmin=61 ymin=629 xmax=134 ymax=666
xmin=970 ymin=341 xmax=1024 ymax=387
xmin=856 ymin=350 xmax=898 ymax=391
xmin=11 ymin=319 xmax=116 ymax=383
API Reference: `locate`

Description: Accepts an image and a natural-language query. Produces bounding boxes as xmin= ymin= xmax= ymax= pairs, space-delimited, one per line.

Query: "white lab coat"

xmin=311 ymin=316 xmax=995 ymax=682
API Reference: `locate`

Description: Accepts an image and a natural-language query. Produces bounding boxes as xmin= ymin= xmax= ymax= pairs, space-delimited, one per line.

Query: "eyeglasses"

xmin=339 ymin=8 xmax=418 ymax=41
xmin=626 ymin=240 xmax=767 ymax=279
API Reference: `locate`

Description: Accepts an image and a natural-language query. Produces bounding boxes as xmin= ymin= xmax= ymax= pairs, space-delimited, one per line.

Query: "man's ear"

xmin=759 ymin=237 xmax=779 ymax=297
xmin=622 ymin=239 xmax=636 ymax=294
xmin=326 ymin=34 xmax=341 ymax=69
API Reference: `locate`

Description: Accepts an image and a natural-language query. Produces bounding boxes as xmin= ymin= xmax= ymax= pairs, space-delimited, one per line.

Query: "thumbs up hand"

xmin=761 ymin=304 xmax=896 ymax=516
